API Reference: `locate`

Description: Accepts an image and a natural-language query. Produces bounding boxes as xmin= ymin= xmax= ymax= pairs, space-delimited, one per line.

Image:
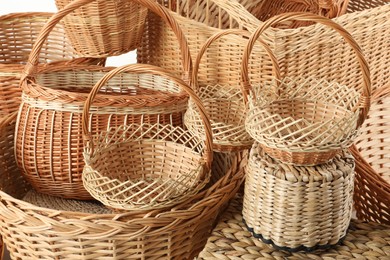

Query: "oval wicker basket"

xmin=0 ymin=109 xmax=246 ymax=259
xmin=243 ymin=142 xmax=355 ymax=251
xmin=15 ymin=0 xmax=193 ymax=200
xmin=352 ymin=84 xmax=390 ymax=225
xmin=55 ymin=0 xmax=148 ymax=57
xmin=82 ymin=64 xmax=213 ymax=210
xmin=242 ymin=12 xmax=371 ymax=166
xmin=0 ymin=12 xmax=103 ymax=117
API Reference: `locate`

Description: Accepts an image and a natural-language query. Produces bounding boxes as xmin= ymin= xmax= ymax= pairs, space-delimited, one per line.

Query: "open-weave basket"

xmin=55 ymin=0 xmax=148 ymax=57
xmin=138 ymin=0 xmax=389 ymax=94
xmin=15 ymin=0 xmax=192 ymax=200
xmin=82 ymin=64 xmax=213 ymax=210
xmin=352 ymin=84 xmax=390 ymax=225
xmin=242 ymin=12 xmax=371 ymax=166
xmin=0 ymin=107 xmax=247 ymax=259
xmin=243 ymin=142 xmax=355 ymax=251
xmin=0 ymin=12 xmax=103 ymax=117
xmin=250 ymin=0 xmax=350 ymax=28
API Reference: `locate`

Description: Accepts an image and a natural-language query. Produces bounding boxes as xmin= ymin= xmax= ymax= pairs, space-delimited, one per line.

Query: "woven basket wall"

xmin=243 ymin=143 xmax=355 ymax=251
xmin=138 ymin=0 xmax=389 ymax=94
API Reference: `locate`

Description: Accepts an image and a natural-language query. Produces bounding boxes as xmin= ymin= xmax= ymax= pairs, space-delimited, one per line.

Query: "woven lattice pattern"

xmin=197 ymin=196 xmax=390 ymax=259
xmin=83 ymin=123 xmax=209 ymax=210
xmin=55 ymin=0 xmax=148 ymax=57
xmin=243 ymin=143 xmax=355 ymax=250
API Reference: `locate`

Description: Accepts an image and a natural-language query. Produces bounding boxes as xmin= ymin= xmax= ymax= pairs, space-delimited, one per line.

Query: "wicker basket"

xmin=55 ymin=0 xmax=148 ymax=57
xmin=352 ymin=84 xmax=390 ymax=225
xmin=15 ymin=0 xmax=192 ymax=200
xmin=0 ymin=12 xmax=103 ymax=117
xmin=0 ymin=107 xmax=246 ymax=259
xmin=138 ymin=0 xmax=389 ymax=94
xmin=82 ymin=64 xmax=213 ymax=210
xmin=242 ymin=12 xmax=371 ymax=166
xmin=243 ymin=142 xmax=355 ymax=251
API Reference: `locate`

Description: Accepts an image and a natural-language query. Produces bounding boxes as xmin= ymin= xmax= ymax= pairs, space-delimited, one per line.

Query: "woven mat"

xmin=197 ymin=196 xmax=390 ymax=259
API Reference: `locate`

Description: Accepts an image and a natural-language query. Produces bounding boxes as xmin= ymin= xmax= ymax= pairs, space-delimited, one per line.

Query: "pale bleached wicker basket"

xmin=15 ymin=0 xmax=193 ymax=200
xmin=55 ymin=0 xmax=148 ymax=57
xmin=82 ymin=64 xmax=213 ymax=210
xmin=242 ymin=12 xmax=371 ymax=166
xmin=243 ymin=142 xmax=355 ymax=251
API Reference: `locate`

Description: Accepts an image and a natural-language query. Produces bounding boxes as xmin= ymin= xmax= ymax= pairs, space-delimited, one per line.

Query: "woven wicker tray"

xmin=197 ymin=195 xmax=390 ymax=259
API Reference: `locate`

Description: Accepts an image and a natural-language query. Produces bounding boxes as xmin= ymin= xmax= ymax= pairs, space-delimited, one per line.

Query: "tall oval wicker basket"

xmin=352 ymin=83 xmax=390 ymax=225
xmin=15 ymin=0 xmax=193 ymax=200
xmin=242 ymin=12 xmax=371 ymax=166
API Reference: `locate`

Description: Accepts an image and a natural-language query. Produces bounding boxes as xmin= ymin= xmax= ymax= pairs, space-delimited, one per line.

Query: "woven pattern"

xmin=55 ymin=0 xmax=148 ymax=57
xmin=198 ymin=196 xmax=390 ymax=259
xmin=241 ymin=12 xmax=370 ymax=165
xmin=243 ymin=143 xmax=355 ymax=250
xmin=352 ymin=84 xmax=390 ymax=225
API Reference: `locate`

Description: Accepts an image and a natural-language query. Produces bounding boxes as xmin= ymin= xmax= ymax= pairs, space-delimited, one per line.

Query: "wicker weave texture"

xmin=198 ymin=196 xmax=390 ymax=259
xmin=138 ymin=0 xmax=389 ymax=94
xmin=243 ymin=143 xmax=355 ymax=250
xmin=55 ymin=0 xmax=148 ymax=57
xmin=352 ymin=84 xmax=390 ymax=225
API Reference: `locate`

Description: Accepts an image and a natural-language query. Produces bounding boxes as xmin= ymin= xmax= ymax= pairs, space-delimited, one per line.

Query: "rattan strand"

xmin=352 ymin=83 xmax=390 ymax=225
xmin=55 ymin=0 xmax=148 ymax=57
xmin=197 ymin=195 xmax=390 ymax=259
xmin=15 ymin=0 xmax=193 ymax=200
xmin=243 ymin=143 xmax=355 ymax=250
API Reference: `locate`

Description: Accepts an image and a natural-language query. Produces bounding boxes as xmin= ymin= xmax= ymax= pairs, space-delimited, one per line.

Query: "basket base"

xmin=242 ymin=218 xmax=348 ymax=253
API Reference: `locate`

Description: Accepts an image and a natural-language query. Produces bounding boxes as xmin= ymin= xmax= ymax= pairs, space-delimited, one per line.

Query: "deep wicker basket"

xmin=55 ymin=0 xmax=148 ymax=57
xmin=242 ymin=12 xmax=371 ymax=166
xmin=15 ymin=0 xmax=193 ymax=200
xmin=82 ymin=64 xmax=213 ymax=210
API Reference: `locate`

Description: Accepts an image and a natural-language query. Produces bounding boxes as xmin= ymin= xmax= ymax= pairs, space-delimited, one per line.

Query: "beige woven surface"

xmin=139 ymin=0 xmax=389 ymax=94
xmin=55 ymin=0 xmax=148 ymax=57
xmin=243 ymin=143 xmax=355 ymax=250
xmin=352 ymin=84 xmax=390 ymax=225
xmin=15 ymin=0 xmax=192 ymax=200
xmin=197 ymin=195 xmax=390 ymax=259
xmin=82 ymin=64 xmax=213 ymax=210
xmin=0 ymin=105 xmax=248 ymax=259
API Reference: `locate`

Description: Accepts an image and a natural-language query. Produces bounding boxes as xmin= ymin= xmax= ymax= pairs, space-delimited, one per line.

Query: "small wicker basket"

xmin=242 ymin=12 xmax=371 ymax=165
xmin=82 ymin=64 xmax=213 ymax=210
xmin=55 ymin=0 xmax=148 ymax=57
xmin=352 ymin=84 xmax=390 ymax=225
xmin=243 ymin=142 xmax=355 ymax=251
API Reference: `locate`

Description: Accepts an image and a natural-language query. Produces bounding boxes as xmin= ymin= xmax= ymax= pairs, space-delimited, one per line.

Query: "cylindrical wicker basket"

xmin=0 ymin=12 xmax=103 ymax=117
xmin=138 ymin=0 xmax=389 ymax=94
xmin=55 ymin=0 xmax=148 ymax=57
xmin=15 ymin=0 xmax=193 ymax=200
xmin=0 ymin=107 xmax=246 ymax=259
xmin=242 ymin=12 xmax=371 ymax=166
xmin=82 ymin=64 xmax=213 ymax=210
xmin=352 ymin=84 xmax=390 ymax=225
xmin=243 ymin=142 xmax=355 ymax=251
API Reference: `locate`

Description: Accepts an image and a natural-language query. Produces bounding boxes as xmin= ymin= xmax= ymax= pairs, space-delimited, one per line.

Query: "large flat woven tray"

xmin=197 ymin=195 xmax=390 ymax=259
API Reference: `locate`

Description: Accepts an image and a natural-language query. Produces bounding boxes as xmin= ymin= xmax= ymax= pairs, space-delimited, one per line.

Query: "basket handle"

xmin=82 ymin=64 xmax=213 ymax=170
xmin=21 ymin=0 xmax=192 ymax=84
xmin=241 ymin=12 xmax=371 ymax=128
xmin=192 ymin=28 xmax=281 ymax=92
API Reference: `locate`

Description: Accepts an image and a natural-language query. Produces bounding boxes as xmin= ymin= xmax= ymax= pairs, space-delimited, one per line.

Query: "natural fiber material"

xmin=15 ymin=0 xmax=192 ymax=200
xmin=0 ymin=12 xmax=90 ymax=116
xmin=197 ymin=195 xmax=390 ymax=259
xmin=352 ymin=84 xmax=390 ymax=225
xmin=82 ymin=64 xmax=213 ymax=210
xmin=243 ymin=143 xmax=355 ymax=251
xmin=242 ymin=12 xmax=370 ymax=166
xmin=55 ymin=0 xmax=148 ymax=57
xmin=0 ymin=111 xmax=247 ymax=260
xmin=139 ymin=0 xmax=388 ymax=94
